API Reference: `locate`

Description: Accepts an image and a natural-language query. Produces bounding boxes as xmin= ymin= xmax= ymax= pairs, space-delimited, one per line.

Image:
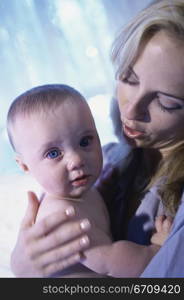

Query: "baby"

xmin=7 ymin=84 xmax=172 ymax=277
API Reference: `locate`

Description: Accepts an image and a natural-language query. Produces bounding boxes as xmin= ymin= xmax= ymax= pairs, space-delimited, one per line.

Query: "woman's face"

xmin=117 ymin=31 xmax=184 ymax=156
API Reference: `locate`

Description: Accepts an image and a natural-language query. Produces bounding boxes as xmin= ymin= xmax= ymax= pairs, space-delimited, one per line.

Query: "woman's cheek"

xmin=118 ymin=98 xmax=129 ymax=119
xmin=117 ymin=89 xmax=129 ymax=114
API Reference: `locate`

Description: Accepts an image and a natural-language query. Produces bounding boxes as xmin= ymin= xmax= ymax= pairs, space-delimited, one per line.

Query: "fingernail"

xmin=80 ymin=236 xmax=89 ymax=246
xmin=80 ymin=219 xmax=91 ymax=231
xmin=65 ymin=206 xmax=75 ymax=217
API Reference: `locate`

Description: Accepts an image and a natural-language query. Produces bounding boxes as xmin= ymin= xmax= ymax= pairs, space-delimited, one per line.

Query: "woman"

xmin=11 ymin=0 xmax=184 ymax=277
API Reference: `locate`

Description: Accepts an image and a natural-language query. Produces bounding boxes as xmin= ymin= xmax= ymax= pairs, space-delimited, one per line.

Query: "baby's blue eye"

xmin=46 ymin=149 xmax=61 ymax=159
xmin=80 ymin=136 xmax=93 ymax=147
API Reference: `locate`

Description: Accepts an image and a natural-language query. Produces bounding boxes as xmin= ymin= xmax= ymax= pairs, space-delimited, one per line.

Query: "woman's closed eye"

xmin=120 ymin=67 xmax=139 ymax=85
xmin=80 ymin=136 xmax=93 ymax=147
xmin=156 ymin=95 xmax=184 ymax=113
xmin=46 ymin=148 xmax=63 ymax=159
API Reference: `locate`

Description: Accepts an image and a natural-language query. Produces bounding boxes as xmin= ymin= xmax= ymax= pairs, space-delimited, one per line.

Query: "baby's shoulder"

xmin=36 ymin=194 xmax=69 ymax=222
xmin=83 ymin=188 xmax=110 ymax=233
xmin=86 ymin=187 xmax=105 ymax=207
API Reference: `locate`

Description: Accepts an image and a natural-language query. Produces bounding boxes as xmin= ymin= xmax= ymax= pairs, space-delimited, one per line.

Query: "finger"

xmin=35 ymin=235 xmax=90 ymax=269
xmin=163 ymin=217 xmax=173 ymax=232
xmin=31 ymin=206 xmax=76 ymax=238
xmin=31 ymin=219 xmax=91 ymax=254
xmin=20 ymin=191 xmax=40 ymax=229
xmin=150 ymin=233 xmax=160 ymax=246
xmin=166 ymin=216 xmax=174 ymax=224
xmin=42 ymin=253 xmax=83 ymax=277
xmin=168 ymin=216 xmax=174 ymax=222
xmin=151 ymin=232 xmax=165 ymax=246
xmin=154 ymin=215 xmax=165 ymax=232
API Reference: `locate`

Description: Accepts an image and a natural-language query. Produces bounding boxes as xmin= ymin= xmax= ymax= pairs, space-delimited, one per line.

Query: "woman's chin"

xmin=123 ymin=133 xmax=152 ymax=149
xmin=123 ymin=134 xmax=140 ymax=147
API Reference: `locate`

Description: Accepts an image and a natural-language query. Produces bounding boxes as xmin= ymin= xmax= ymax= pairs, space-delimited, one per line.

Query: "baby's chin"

xmin=70 ymin=182 xmax=95 ymax=198
xmin=50 ymin=190 xmax=86 ymax=201
xmin=47 ymin=182 xmax=94 ymax=200
xmin=67 ymin=189 xmax=87 ymax=200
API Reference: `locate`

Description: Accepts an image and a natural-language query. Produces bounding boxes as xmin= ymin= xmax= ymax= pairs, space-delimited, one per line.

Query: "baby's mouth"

xmin=71 ymin=175 xmax=90 ymax=187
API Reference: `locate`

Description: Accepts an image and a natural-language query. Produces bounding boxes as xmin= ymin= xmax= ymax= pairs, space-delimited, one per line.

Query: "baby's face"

xmin=13 ymin=99 xmax=103 ymax=199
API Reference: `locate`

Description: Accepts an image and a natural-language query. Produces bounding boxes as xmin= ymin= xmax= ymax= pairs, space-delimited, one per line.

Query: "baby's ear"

xmin=15 ymin=155 xmax=29 ymax=172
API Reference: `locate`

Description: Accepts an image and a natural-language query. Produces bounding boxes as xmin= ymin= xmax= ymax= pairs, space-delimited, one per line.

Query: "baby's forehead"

xmin=13 ymin=97 xmax=93 ymax=129
xmin=13 ymin=95 xmax=93 ymax=132
xmin=40 ymin=95 xmax=89 ymax=114
xmin=14 ymin=96 xmax=82 ymax=117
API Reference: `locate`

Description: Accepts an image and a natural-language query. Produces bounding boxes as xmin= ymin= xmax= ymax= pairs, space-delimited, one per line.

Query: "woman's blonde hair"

xmin=149 ymin=143 xmax=184 ymax=215
xmin=112 ymin=0 xmax=184 ymax=79
xmin=111 ymin=0 xmax=184 ymax=215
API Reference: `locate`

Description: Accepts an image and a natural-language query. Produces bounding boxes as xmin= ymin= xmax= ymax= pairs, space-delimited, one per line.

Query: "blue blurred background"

xmin=0 ymin=0 xmax=152 ymax=175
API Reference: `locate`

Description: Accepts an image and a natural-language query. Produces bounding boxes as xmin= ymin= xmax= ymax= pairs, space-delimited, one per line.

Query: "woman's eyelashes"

xmin=120 ymin=68 xmax=183 ymax=114
xmin=46 ymin=148 xmax=63 ymax=159
xmin=80 ymin=136 xmax=93 ymax=147
xmin=156 ymin=97 xmax=183 ymax=113
xmin=120 ymin=68 xmax=139 ymax=85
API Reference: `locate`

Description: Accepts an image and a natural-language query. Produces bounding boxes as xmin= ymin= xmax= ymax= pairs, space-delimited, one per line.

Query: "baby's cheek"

xmin=93 ymin=160 xmax=102 ymax=181
xmin=35 ymin=172 xmax=59 ymax=194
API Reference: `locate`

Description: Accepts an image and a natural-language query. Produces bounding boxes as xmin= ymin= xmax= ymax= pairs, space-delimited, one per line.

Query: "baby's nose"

xmin=66 ymin=151 xmax=84 ymax=171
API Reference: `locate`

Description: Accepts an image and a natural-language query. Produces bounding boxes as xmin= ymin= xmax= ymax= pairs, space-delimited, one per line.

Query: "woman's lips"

xmin=123 ymin=124 xmax=145 ymax=138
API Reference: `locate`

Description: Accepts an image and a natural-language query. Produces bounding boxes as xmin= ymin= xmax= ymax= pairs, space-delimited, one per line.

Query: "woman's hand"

xmin=10 ymin=191 xmax=91 ymax=277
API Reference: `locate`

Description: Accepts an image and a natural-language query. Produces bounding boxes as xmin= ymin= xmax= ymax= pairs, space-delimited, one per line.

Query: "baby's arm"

xmin=82 ymin=215 xmax=173 ymax=277
xmin=82 ymin=231 xmax=160 ymax=277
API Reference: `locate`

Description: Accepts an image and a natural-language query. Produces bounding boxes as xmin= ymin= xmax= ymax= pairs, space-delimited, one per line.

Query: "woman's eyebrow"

xmin=129 ymin=67 xmax=184 ymax=101
xmin=157 ymin=91 xmax=184 ymax=102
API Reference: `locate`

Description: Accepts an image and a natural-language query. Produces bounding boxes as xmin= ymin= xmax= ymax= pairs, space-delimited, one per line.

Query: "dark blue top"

xmin=96 ymin=143 xmax=184 ymax=277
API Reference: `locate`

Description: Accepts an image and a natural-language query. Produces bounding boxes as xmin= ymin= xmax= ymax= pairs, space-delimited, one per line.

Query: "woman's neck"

xmin=142 ymin=148 xmax=162 ymax=177
xmin=125 ymin=148 xmax=161 ymax=221
xmin=159 ymin=141 xmax=184 ymax=159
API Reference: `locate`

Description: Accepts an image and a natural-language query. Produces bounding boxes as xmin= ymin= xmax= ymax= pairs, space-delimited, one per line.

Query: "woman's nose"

xmin=122 ymin=98 xmax=149 ymax=121
xmin=66 ymin=151 xmax=84 ymax=171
